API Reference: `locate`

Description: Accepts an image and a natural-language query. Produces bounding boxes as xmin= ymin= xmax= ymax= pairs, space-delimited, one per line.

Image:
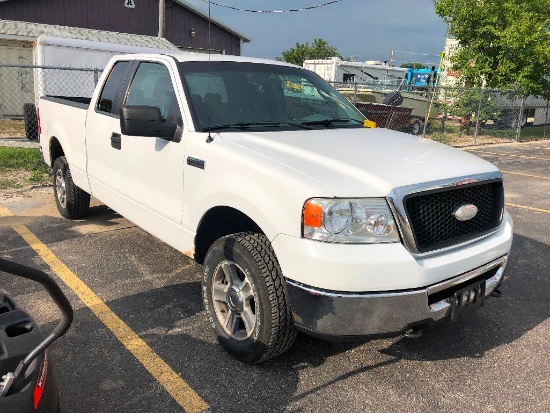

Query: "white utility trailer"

xmin=23 ymin=35 xmax=178 ymax=139
xmin=303 ymin=57 xmax=408 ymax=86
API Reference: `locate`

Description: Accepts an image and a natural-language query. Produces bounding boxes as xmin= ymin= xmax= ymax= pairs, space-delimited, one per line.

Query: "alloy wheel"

xmin=211 ymin=260 xmax=257 ymax=340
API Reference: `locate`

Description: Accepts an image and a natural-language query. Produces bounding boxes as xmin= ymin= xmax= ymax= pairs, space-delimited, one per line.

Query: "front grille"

xmin=404 ymin=180 xmax=504 ymax=253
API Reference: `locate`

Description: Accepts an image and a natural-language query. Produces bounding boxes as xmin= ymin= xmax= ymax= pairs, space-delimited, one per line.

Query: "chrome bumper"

xmin=286 ymin=255 xmax=507 ymax=338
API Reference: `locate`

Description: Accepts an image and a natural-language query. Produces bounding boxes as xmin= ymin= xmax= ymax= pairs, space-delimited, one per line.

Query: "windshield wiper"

xmin=203 ymin=121 xmax=312 ymax=132
xmin=301 ymin=118 xmax=364 ymax=127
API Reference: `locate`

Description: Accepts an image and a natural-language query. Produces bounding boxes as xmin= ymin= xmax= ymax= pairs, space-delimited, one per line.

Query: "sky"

xmin=185 ymin=0 xmax=449 ymax=67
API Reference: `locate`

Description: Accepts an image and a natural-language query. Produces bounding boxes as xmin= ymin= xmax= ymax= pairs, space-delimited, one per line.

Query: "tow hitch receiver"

xmin=451 ymin=280 xmax=486 ymax=322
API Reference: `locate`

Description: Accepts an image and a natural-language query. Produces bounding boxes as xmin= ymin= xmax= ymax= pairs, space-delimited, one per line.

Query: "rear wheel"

xmin=202 ymin=232 xmax=296 ymax=363
xmin=52 ymin=156 xmax=90 ymax=219
xmin=407 ymin=119 xmax=422 ymax=135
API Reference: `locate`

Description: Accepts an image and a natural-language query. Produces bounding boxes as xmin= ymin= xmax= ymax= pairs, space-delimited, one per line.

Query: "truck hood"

xmin=220 ymin=128 xmax=499 ymax=197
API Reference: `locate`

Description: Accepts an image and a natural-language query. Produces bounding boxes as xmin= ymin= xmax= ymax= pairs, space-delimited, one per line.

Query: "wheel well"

xmin=194 ymin=207 xmax=263 ymax=264
xmin=49 ymin=137 xmax=64 ymax=166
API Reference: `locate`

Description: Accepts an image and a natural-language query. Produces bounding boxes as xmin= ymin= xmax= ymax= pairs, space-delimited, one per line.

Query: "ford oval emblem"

xmin=453 ymin=204 xmax=479 ymax=221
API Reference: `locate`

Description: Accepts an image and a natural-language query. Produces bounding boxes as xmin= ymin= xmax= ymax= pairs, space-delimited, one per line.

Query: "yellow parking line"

xmin=0 ymin=204 xmax=12 ymax=217
xmin=506 ymin=203 xmax=550 ymax=214
xmin=468 ymin=150 xmax=550 ymax=161
xmin=0 ymin=202 xmax=208 ymax=413
xmin=502 ymin=171 xmax=550 ymax=180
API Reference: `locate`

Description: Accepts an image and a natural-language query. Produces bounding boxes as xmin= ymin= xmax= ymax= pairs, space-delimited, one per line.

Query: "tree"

xmin=277 ymin=38 xmax=341 ymax=66
xmin=399 ymin=62 xmax=428 ymax=69
xmin=435 ymin=0 xmax=550 ymax=98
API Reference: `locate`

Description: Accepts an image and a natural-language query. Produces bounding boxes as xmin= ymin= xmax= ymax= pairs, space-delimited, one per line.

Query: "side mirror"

xmin=120 ymin=105 xmax=176 ymax=139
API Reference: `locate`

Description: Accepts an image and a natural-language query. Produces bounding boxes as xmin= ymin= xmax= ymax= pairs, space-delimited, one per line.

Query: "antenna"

xmin=206 ymin=0 xmax=213 ymax=143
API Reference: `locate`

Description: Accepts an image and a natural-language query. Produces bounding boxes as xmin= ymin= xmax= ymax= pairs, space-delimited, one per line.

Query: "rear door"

xmin=86 ymin=59 xmax=132 ymax=200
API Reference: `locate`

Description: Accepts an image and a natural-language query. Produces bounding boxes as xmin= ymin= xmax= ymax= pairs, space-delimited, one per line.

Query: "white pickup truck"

xmin=38 ymin=53 xmax=513 ymax=363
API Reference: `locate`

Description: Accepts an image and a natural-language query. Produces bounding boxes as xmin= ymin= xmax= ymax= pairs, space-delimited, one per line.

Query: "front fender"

xmin=182 ymin=135 xmax=333 ymax=241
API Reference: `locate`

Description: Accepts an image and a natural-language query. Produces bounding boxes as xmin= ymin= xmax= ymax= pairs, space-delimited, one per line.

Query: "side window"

xmin=98 ymin=61 xmax=129 ymax=114
xmin=343 ymin=73 xmax=355 ymax=83
xmin=125 ymin=62 xmax=181 ymax=122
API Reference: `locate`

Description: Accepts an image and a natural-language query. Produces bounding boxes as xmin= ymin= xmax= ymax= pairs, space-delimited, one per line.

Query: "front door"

xmin=86 ymin=59 xmax=186 ymax=250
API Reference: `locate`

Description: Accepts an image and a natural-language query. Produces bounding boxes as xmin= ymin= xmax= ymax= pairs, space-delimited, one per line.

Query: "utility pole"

xmin=158 ymin=0 xmax=165 ymax=38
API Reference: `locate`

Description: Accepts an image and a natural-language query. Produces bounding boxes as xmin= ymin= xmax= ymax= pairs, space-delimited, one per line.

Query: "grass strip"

xmin=0 ymin=147 xmax=47 ymax=172
xmin=0 ymin=147 xmax=49 ymax=188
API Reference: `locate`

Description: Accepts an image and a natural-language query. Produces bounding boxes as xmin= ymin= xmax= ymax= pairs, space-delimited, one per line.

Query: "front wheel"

xmin=202 ymin=232 xmax=296 ymax=363
xmin=52 ymin=156 xmax=90 ymax=219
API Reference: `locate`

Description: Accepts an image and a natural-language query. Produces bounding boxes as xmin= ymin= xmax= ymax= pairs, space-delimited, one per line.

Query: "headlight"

xmin=303 ymin=198 xmax=400 ymax=243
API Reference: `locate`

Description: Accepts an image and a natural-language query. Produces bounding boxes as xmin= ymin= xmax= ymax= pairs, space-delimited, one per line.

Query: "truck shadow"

xmin=45 ymin=279 xmax=365 ymax=412
xmin=0 ymin=204 xmax=132 ymax=246
xmin=11 ymin=228 xmax=548 ymax=412
xmin=380 ymin=234 xmax=549 ymax=361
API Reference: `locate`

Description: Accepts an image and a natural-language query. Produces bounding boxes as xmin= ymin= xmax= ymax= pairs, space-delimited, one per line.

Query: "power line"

xmin=393 ymin=50 xmax=441 ymax=57
xmin=361 ymin=50 xmax=440 ymax=58
xmin=198 ymin=0 xmax=344 ymax=13
xmin=394 ymin=59 xmax=440 ymax=65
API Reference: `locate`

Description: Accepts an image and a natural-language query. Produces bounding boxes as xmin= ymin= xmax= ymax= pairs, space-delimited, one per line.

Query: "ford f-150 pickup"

xmin=38 ymin=52 xmax=513 ymax=363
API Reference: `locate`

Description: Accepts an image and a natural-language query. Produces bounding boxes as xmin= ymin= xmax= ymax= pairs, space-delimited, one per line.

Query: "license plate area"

xmin=451 ymin=280 xmax=486 ymax=322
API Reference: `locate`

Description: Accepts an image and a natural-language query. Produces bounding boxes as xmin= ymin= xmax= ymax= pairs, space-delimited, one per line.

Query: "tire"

xmin=202 ymin=232 xmax=296 ymax=363
xmin=23 ymin=103 xmax=39 ymax=141
xmin=382 ymin=90 xmax=403 ymax=107
xmin=407 ymin=119 xmax=422 ymax=135
xmin=52 ymin=156 xmax=90 ymax=219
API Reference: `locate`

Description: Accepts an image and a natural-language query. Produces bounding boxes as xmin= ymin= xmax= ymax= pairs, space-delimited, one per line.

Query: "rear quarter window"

xmin=98 ymin=61 xmax=130 ymax=114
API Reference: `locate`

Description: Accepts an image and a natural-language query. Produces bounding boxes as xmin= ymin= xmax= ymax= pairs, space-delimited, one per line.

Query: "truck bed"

xmin=355 ymin=101 xmax=413 ymax=130
xmin=39 ymin=96 xmax=90 ymax=193
xmin=42 ymin=96 xmax=92 ymax=108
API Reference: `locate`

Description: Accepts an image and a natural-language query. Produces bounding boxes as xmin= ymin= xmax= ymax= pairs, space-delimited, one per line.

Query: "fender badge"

xmin=187 ymin=157 xmax=205 ymax=170
xmin=453 ymin=204 xmax=479 ymax=221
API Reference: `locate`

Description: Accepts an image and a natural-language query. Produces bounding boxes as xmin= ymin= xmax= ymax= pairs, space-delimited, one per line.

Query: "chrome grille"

xmin=403 ymin=179 xmax=504 ymax=253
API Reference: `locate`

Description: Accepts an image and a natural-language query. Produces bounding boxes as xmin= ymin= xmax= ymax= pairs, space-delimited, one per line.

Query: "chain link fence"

xmin=0 ymin=64 xmax=102 ymax=148
xmin=2 ymin=65 xmax=548 ymax=149
xmin=332 ymin=82 xmax=550 ymax=147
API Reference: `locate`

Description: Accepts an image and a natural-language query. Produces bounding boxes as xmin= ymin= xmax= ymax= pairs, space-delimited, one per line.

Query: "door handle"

xmin=111 ymin=132 xmax=121 ymax=150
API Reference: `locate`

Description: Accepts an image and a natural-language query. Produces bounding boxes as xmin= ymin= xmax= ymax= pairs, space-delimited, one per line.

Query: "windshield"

xmin=179 ymin=61 xmax=365 ymax=132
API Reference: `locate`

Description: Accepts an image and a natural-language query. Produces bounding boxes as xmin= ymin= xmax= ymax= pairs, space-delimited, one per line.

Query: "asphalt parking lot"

xmin=1 ymin=140 xmax=549 ymax=412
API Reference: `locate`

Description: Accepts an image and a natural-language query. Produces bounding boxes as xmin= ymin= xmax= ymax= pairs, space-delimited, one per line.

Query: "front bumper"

xmin=287 ymin=255 xmax=507 ymax=338
xmin=272 ymin=211 xmax=513 ymax=292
